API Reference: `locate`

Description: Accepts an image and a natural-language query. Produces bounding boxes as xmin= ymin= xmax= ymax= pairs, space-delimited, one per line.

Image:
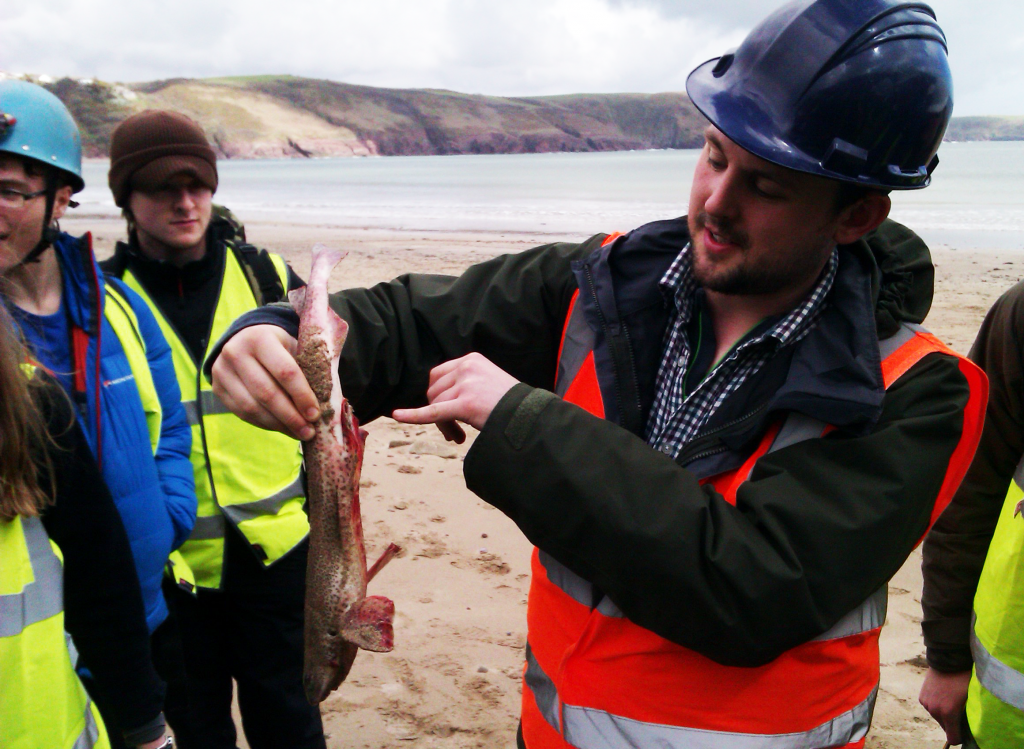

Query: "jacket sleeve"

xmin=37 ymin=383 xmax=166 ymax=743
xmin=465 ymin=351 xmax=972 ymax=667
xmin=206 ymin=239 xmax=594 ymax=418
xmin=921 ymin=283 xmax=1024 ymax=672
xmin=126 ymin=285 xmax=197 ymax=550
xmin=285 ymin=262 xmax=305 ymax=291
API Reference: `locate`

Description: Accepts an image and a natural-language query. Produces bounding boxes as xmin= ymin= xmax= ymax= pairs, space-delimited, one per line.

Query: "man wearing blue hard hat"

xmin=209 ymin=1 xmax=986 ymax=747
xmin=0 ymin=79 xmax=196 ymax=749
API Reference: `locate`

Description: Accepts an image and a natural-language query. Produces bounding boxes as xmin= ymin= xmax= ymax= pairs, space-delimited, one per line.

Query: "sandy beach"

xmin=65 ymin=214 xmax=1021 ymax=749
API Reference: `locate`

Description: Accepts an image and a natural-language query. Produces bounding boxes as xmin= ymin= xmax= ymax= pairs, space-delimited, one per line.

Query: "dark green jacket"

xmin=210 ymin=216 xmax=973 ymax=667
xmin=922 ymin=281 xmax=1024 ymax=672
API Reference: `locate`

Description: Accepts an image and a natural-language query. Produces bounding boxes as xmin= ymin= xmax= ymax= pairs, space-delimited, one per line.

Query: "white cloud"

xmin=0 ymin=0 xmax=740 ymax=94
xmin=0 ymin=0 xmax=1021 ymax=114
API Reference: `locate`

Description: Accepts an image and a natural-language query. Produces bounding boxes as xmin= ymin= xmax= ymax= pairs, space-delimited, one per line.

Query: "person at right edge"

xmin=210 ymin=2 xmax=988 ymax=748
xmin=100 ymin=111 xmax=318 ymax=749
xmin=919 ymin=294 xmax=1024 ymax=745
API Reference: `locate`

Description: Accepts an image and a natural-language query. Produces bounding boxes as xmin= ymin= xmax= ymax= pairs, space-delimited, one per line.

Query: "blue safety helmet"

xmin=686 ymin=0 xmax=952 ymax=190
xmin=0 ymin=79 xmax=84 ymax=193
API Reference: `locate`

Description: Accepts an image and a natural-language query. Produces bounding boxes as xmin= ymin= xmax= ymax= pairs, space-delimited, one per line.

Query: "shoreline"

xmin=60 ymin=214 xmax=1020 ymax=748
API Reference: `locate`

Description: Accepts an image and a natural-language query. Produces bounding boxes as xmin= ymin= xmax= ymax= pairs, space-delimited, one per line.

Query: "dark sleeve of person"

xmin=465 ymin=352 xmax=971 ymax=667
xmin=286 ymin=263 xmax=305 ymax=291
xmin=922 ymin=282 xmax=1024 ymax=672
xmin=36 ymin=384 xmax=166 ymax=743
xmin=205 ymin=239 xmax=594 ymax=419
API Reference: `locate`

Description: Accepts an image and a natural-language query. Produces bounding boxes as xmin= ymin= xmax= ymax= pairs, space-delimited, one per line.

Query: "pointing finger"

xmin=392 ymin=400 xmax=465 ymax=426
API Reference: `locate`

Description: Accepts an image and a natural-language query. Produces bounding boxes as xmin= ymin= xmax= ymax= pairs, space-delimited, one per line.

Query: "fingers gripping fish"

xmin=291 ymin=244 xmax=401 ymax=706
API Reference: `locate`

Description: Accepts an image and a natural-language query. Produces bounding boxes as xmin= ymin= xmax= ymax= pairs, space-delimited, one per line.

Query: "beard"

xmin=689 ymin=212 xmax=832 ymax=297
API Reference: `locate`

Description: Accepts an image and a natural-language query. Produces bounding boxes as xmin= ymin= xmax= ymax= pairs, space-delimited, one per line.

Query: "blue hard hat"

xmin=0 ymin=79 xmax=84 ymax=193
xmin=686 ymin=0 xmax=953 ymax=190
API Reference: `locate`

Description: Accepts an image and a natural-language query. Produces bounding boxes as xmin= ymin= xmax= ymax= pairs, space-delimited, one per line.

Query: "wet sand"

xmin=66 ymin=213 xmax=1021 ymax=748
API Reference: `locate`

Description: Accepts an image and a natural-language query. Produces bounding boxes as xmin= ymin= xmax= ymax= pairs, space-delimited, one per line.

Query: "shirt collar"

xmin=659 ymin=242 xmax=840 ymax=348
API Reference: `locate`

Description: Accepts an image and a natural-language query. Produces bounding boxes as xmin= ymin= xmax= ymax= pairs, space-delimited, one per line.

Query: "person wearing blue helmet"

xmin=0 ymin=79 xmax=196 ymax=749
xmin=208 ymin=1 xmax=985 ymax=747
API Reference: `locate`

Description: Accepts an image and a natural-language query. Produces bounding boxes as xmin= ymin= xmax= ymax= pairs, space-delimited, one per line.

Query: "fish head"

xmin=303 ymin=638 xmax=358 ymax=705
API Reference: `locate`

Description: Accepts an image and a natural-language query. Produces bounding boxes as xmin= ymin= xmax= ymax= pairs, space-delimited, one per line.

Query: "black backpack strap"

xmin=230 ymin=242 xmax=286 ymax=305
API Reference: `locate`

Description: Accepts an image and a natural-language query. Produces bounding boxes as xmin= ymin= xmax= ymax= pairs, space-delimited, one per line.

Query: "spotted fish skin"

xmin=292 ymin=244 xmax=400 ymax=706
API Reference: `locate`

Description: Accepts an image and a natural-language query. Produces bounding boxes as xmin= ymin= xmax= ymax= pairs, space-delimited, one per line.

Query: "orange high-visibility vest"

xmin=522 ymin=289 xmax=987 ymax=749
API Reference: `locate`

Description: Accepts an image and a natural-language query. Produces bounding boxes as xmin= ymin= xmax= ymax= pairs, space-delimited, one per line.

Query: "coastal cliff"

xmin=7 ymin=73 xmax=1015 ymax=159
xmin=26 ymin=73 xmax=706 ymax=159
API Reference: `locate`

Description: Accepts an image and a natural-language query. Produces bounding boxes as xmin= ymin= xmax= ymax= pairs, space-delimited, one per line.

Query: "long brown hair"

xmin=0 ymin=302 xmax=53 ymax=520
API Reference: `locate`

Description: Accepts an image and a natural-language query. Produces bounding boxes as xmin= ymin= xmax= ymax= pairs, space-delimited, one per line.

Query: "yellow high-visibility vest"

xmin=0 ymin=514 xmax=111 ymax=749
xmin=105 ymin=281 xmax=196 ymax=594
xmin=967 ymin=460 xmax=1024 ymax=746
xmin=122 ymin=249 xmax=307 ymax=589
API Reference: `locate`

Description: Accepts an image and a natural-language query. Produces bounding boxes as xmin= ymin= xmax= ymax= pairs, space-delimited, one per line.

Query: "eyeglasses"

xmin=0 ymin=187 xmax=46 ymax=210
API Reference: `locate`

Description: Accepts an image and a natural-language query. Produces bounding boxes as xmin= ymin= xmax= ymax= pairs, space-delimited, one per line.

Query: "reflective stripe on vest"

xmin=525 ymin=644 xmax=877 ymax=749
xmin=967 ymin=460 xmax=1024 ymax=744
xmin=0 ymin=516 xmax=62 ymax=638
xmin=0 ymin=516 xmax=110 ymax=749
xmin=73 ymin=706 xmax=104 ymax=749
xmin=182 ymin=390 xmax=234 ymax=426
xmin=122 ymin=250 xmax=306 ymax=589
xmin=971 ymin=611 xmax=1024 ymax=710
xmin=525 ymin=305 xmax=987 ymax=749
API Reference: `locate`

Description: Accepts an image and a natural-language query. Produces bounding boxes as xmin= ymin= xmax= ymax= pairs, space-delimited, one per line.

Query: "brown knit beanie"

xmin=108 ymin=110 xmax=218 ymax=207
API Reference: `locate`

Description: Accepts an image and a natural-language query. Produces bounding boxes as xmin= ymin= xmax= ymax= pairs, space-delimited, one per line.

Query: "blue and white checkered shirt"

xmin=645 ymin=244 xmax=839 ymax=458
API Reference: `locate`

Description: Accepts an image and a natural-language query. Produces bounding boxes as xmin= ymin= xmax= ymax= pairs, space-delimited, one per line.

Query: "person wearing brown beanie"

xmin=101 ymin=110 xmax=323 ymax=749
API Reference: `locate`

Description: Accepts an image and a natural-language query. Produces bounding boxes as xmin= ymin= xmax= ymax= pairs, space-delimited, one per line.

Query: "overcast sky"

xmin=2 ymin=0 xmax=1021 ymax=116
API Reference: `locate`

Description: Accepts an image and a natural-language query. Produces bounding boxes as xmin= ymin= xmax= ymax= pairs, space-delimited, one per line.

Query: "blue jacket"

xmin=15 ymin=232 xmax=196 ymax=631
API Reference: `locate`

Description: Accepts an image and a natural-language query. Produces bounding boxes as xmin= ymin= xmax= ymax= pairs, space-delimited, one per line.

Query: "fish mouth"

xmin=303 ymin=672 xmax=331 ymax=706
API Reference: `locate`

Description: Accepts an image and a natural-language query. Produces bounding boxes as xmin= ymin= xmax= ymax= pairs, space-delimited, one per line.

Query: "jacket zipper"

xmin=584 ymin=263 xmax=647 ymax=433
xmin=619 ymin=324 xmax=644 ymax=420
xmin=675 ymin=400 xmax=770 ymax=465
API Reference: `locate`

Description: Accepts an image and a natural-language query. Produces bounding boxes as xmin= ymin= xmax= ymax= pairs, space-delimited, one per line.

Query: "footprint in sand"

xmin=411 ymin=532 xmax=447 ymax=558
xmin=899 ymin=655 xmax=929 ymax=670
xmin=464 ymin=675 xmax=506 ymax=709
xmin=423 ymin=653 xmax=462 ymax=678
xmin=474 ymin=551 xmax=511 ymax=575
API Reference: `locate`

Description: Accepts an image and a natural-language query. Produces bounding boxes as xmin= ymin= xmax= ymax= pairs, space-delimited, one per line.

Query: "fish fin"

xmin=329 ymin=308 xmax=349 ymax=352
xmin=367 ymin=542 xmax=401 ymax=584
xmin=342 ymin=596 xmax=395 ymax=653
xmin=288 ymin=286 xmax=307 ymax=313
xmin=341 ymin=402 xmax=365 ymax=458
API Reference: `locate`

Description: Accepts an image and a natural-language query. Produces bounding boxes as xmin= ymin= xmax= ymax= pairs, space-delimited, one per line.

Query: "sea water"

xmin=78 ymin=141 xmax=1024 ymax=251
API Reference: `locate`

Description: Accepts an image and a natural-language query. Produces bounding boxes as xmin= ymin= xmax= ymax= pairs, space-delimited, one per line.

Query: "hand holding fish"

xmin=392 ymin=353 xmax=520 ymax=435
xmin=212 ymin=324 xmax=320 ymax=441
